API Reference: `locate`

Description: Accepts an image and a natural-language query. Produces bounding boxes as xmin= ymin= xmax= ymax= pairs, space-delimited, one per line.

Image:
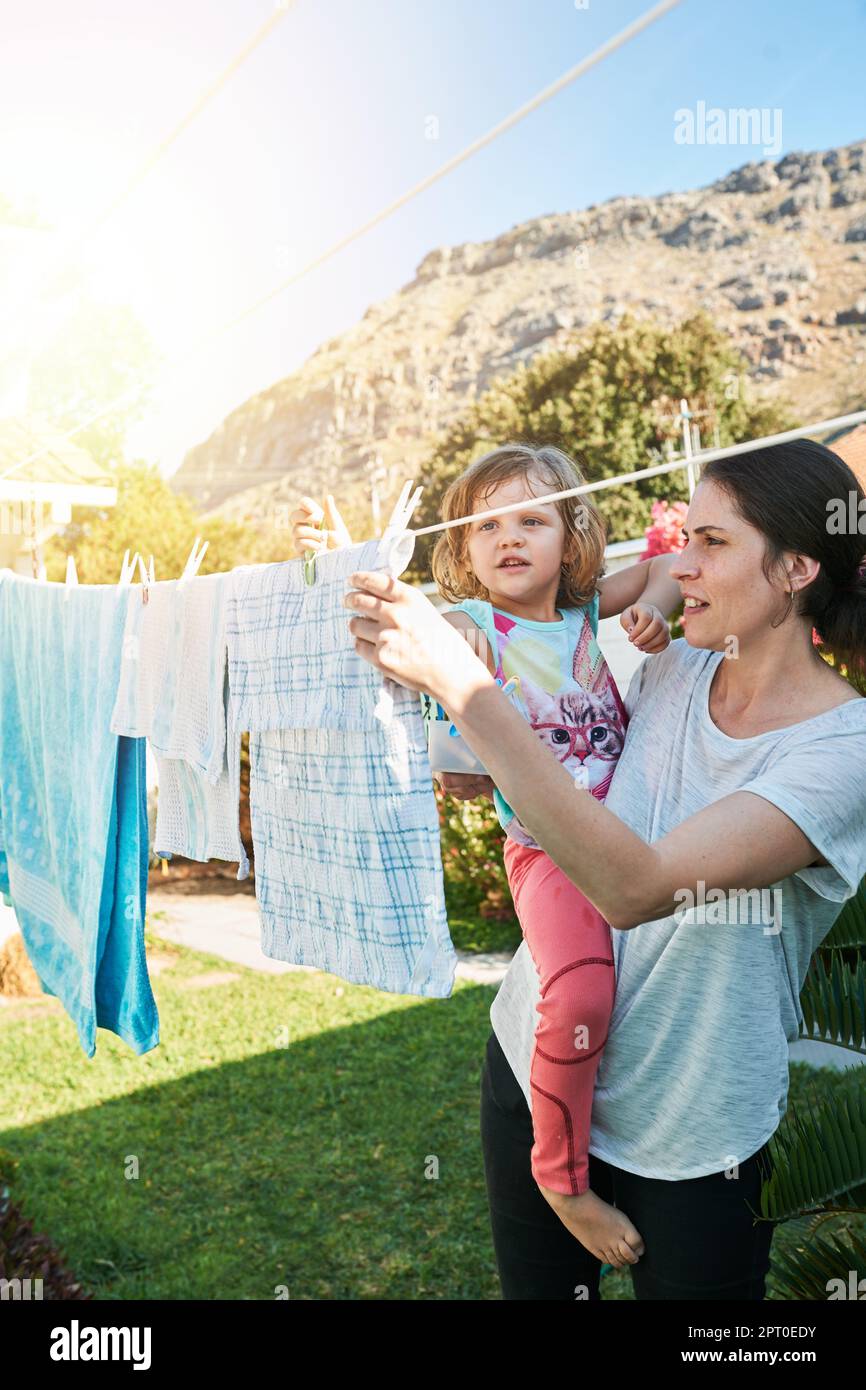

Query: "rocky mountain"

xmin=172 ymin=139 xmax=866 ymax=526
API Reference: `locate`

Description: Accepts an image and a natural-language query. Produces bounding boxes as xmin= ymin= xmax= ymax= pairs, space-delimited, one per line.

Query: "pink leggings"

xmin=503 ymin=837 xmax=615 ymax=1197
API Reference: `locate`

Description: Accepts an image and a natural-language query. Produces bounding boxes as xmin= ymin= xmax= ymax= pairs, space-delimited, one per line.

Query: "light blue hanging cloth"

xmin=0 ymin=570 xmax=157 ymax=1057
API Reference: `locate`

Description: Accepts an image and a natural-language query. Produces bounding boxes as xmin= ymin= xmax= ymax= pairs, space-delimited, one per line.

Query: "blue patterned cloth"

xmin=226 ymin=534 xmax=415 ymax=733
xmin=0 ymin=571 xmax=157 ymax=1057
xmin=227 ymin=535 xmax=455 ymax=996
xmin=251 ymin=711 xmax=454 ymax=996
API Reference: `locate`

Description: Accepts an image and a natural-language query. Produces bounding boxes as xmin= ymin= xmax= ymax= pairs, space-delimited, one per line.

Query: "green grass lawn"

xmin=1 ymin=923 xmax=862 ymax=1300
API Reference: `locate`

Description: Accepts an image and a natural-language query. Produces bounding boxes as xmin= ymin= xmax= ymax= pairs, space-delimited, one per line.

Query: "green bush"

xmin=408 ymin=311 xmax=793 ymax=581
xmin=435 ymin=785 xmax=516 ymax=925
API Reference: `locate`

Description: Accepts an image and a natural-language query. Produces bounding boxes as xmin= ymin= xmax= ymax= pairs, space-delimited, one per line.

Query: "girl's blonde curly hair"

xmin=430 ymin=443 xmax=607 ymax=607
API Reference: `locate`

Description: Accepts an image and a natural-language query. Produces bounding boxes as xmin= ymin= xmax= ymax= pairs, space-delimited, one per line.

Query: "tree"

xmin=27 ymin=299 xmax=160 ymax=470
xmin=409 ymin=312 xmax=794 ymax=578
xmin=43 ymin=460 xmax=256 ymax=583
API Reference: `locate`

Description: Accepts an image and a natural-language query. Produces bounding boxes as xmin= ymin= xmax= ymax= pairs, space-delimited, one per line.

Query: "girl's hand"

xmin=344 ymin=570 xmax=486 ymax=702
xmin=289 ymin=494 xmax=353 ymax=558
xmin=434 ymin=772 xmax=496 ymax=802
xmin=620 ymin=602 xmax=671 ymax=654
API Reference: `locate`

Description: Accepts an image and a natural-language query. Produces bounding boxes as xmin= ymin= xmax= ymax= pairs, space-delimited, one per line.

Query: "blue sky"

xmin=1 ymin=0 xmax=864 ymax=472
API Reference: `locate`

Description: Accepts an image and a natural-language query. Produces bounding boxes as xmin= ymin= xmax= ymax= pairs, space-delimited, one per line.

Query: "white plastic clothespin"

xmin=118 ymin=549 xmax=139 ymax=586
xmin=137 ymin=552 xmax=155 ymax=605
xmin=374 ymin=477 xmax=424 ymax=564
xmin=63 ymin=554 xmax=79 ymax=601
xmin=180 ymin=535 xmax=208 ymax=582
xmin=382 ymin=479 xmax=424 ymax=538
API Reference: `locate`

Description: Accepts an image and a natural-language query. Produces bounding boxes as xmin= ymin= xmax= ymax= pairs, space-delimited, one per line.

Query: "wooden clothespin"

xmin=137 ymin=552 xmax=155 ymax=605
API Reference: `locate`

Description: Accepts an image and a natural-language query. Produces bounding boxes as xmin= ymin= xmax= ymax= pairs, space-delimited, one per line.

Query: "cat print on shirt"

xmin=506 ymin=675 xmax=628 ymax=847
xmin=521 ymin=677 xmax=626 ymax=791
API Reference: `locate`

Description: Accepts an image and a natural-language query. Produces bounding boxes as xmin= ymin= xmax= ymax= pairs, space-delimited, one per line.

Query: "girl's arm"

xmin=597 ymin=553 xmax=682 ymax=622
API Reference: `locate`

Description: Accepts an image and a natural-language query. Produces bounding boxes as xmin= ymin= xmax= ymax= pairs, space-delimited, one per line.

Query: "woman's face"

xmin=669 ymin=479 xmax=792 ymax=648
xmin=465 ymin=472 xmax=566 ymax=598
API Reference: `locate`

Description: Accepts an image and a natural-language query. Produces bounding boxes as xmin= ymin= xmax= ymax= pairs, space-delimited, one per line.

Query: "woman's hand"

xmin=344 ymin=569 xmax=490 ymax=704
xmin=289 ymin=494 xmax=353 ymax=558
xmin=434 ymin=772 xmax=496 ymax=802
xmin=620 ymin=601 xmax=671 ymax=654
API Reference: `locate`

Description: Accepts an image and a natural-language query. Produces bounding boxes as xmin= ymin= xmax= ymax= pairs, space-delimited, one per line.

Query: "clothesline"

xmin=9 ymin=408 xmax=865 ymax=590
xmin=0 ymin=0 xmax=683 ymax=488
xmin=409 ymin=409 xmax=866 ymax=537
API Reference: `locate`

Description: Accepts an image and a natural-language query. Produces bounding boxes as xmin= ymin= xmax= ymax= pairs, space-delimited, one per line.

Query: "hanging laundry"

xmin=226 ymin=534 xmax=456 ymax=998
xmin=110 ymin=571 xmax=248 ymax=880
xmin=226 ymin=533 xmax=415 ymax=733
xmin=0 ymin=571 xmax=158 ymax=1057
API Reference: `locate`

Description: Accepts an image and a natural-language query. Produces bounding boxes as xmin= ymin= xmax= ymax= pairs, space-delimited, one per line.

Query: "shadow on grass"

xmin=1 ymin=982 xmax=505 ymax=1301
xmin=6 ymin=966 xmax=844 ymax=1302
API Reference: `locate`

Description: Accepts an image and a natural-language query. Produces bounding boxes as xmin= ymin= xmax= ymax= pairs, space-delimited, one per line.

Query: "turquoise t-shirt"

xmin=448 ymin=594 xmax=627 ymax=848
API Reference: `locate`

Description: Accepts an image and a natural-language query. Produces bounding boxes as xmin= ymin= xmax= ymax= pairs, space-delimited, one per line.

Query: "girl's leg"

xmin=479 ymin=1028 xmax=614 ymax=1300
xmin=610 ymin=1144 xmax=777 ymax=1300
xmin=503 ymin=838 xmax=615 ymax=1197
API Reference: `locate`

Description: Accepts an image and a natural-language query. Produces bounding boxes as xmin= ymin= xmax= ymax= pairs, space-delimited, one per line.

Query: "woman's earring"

xmin=770 ymin=582 xmax=797 ymax=630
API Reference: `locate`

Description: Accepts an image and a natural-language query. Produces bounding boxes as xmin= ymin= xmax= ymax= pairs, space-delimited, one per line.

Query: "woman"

xmin=293 ymin=439 xmax=866 ymax=1300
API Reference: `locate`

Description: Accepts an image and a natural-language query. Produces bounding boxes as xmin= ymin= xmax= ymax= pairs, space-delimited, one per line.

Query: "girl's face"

xmin=465 ymin=472 xmax=567 ymax=599
xmin=670 ymin=479 xmax=798 ymax=648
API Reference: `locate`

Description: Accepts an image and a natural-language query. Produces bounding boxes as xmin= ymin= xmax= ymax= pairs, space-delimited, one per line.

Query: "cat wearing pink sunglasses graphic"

xmin=505 ymin=676 xmax=628 ymax=846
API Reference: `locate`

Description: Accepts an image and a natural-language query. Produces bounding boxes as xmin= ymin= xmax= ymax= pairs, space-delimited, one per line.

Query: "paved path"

xmin=147 ymin=889 xmax=512 ymax=986
xmin=146 ymin=889 xmax=864 ymax=1073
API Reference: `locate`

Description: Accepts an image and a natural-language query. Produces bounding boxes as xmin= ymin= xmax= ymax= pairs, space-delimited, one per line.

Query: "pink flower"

xmin=641 ymin=500 xmax=688 ymax=560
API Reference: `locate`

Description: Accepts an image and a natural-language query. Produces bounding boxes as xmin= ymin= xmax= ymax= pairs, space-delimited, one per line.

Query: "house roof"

xmin=827 ymin=421 xmax=866 ymax=489
xmin=0 ymin=416 xmax=114 ymax=493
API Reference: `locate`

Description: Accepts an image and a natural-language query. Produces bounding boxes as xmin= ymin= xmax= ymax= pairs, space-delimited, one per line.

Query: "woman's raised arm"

xmin=435 ymin=674 xmax=823 ymax=930
xmin=345 ymin=568 xmax=826 ymax=931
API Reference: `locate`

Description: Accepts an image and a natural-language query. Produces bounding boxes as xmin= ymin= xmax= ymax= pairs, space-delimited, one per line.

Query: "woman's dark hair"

xmin=699 ymin=438 xmax=866 ymax=681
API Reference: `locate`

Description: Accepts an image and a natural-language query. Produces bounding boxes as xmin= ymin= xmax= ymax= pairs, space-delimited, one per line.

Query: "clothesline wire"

xmin=213 ymin=0 xmax=685 ymax=339
xmin=0 ymin=0 xmax=684 ymax=487
xmin=409 ymin=410 xmax=866 ymax=537
xmin=89 ymin=6 xmax=296 ymax=239
xmin=10 ymin=409 xmax=863 ymax=586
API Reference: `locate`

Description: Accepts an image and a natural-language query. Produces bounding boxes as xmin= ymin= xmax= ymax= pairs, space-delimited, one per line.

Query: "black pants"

xmin=480 ymin=1029 xmax=777 ymax=1300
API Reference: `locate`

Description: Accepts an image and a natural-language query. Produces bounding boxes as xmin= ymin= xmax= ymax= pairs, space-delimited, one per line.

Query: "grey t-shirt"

xmin=489 ymin=638 xmax=866 ymax=1180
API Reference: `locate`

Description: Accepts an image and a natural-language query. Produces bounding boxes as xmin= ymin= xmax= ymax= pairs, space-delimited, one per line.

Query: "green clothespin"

xmin=303 ymin=516 xmax=325 ymax=586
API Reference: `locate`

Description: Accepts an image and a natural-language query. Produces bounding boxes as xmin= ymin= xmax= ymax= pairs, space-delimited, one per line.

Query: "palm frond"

xmin=769 ymin=1225 xmax=866 ymax=1301
xmin=759 ymin=1087 xmax=866 ymax=1221
xmin=799 ymin=950 xmax=866 ymax=1053
xmin=819 ymin=877 xmax=866 ymax=950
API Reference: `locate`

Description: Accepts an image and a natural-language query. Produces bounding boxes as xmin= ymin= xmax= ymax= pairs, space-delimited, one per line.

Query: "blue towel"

xmin=0 ymin=571 xmax=158 ymax=1057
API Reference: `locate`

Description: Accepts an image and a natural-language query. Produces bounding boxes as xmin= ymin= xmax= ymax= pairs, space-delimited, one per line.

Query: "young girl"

xmin=428 ymin=443 xmax=682 ymax=1264
xmin=290 ymin=449 xmax=682 ymax=1263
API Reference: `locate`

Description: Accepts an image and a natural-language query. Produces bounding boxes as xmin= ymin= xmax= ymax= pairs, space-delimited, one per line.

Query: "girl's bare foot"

xmin=537 ymin=1183 xmax=645 ymax=1268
